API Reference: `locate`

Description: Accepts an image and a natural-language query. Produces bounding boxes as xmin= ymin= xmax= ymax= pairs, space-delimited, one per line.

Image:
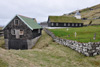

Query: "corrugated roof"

xmin=49 ymin=16 xmax=82 ymax=23
xmin=3 ymin=15 xmax=42 ymax=30
xmin=17 ymin=15 xmax=42 ymax=30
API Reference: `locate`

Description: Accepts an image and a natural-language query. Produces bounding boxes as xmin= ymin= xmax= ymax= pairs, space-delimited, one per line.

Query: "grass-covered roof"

xmin=49 ymin=16 xmax=82 ymax=23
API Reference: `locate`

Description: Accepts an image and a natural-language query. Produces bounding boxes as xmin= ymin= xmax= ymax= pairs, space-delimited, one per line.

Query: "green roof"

xmin=49 ymin=16 xmax=82 ymax=23
xmin=18 ymin=15 xmax=42 ymax=30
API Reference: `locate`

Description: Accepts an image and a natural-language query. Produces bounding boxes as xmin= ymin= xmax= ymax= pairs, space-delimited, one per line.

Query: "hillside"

xmin=0 ymin=31 xmax=100 ymax=67
xmin=67 ymin=4 xmax=100 ymax=25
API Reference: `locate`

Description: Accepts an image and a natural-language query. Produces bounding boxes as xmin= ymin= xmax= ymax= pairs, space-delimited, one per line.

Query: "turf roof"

xmin=49 ymin=16 xmax=82 ymax=23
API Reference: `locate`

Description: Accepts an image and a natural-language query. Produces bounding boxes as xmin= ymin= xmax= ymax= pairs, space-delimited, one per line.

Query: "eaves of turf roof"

xmin=49 ymin=16 xmax=82 ymax=23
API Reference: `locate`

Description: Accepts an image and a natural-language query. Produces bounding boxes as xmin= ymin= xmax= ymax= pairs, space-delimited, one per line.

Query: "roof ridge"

xmin=17 ymin=14 xmax=33 ymax=19
xmin=17 ymin=15 xmax=41 ymax=30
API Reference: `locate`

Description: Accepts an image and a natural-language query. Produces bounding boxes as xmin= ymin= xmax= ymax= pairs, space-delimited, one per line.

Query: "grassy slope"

xmin=49 ymin=26 xmax=100 ymax=43
xmin=68 ymin=4 xmax=100 ymax=25
xmin=0 ymin=37 xmax=5 ymax=48
xmin=0 ymin=28 xmax=8 ymax=67
xmin=0 ymin=58 xmax=8 ymax=67
xmin=0 ymin=31 xmax=100 ymax=67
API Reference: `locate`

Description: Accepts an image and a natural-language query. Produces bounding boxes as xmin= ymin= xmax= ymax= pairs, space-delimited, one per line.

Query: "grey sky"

xmin=0 ymin=0 xmax=100 ymax=26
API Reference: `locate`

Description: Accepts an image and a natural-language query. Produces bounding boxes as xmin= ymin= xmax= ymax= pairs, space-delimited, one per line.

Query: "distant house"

xmin=74 ymin=10 xmax=81 ymax=19
xmin=47 ymin=16 xmax=83 ymax=27
xmin=40 ymin=22 xmax=48 ymax=28
xmin=3 ymin=15 xmax=42 ymax=49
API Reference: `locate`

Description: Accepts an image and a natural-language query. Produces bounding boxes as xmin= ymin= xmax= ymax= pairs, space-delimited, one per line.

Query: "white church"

xmin=74 ymin=10 xmax=81 ymax=19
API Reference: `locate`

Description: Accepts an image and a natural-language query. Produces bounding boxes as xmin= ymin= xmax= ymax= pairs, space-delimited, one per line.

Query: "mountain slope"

xmin=67 ymin=4 xmax=100 ymax=25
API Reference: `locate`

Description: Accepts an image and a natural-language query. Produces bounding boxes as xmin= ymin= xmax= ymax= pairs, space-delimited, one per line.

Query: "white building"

xmin=74 ymin=10 xmax=81 ymax=19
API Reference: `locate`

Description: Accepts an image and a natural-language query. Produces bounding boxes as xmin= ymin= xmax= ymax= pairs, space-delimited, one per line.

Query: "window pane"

xmin=64 ymin=23 xmax=66 ymax=26
xmin=20 ymin=30 xmax=24 ymax=35
xmin=56 ymin=23 xmax=58 ymax=26
xmin=11 ymin=29 xmax=15 ymax=35
xmin=38 ymin=29 xmax=40 ymax=33
xmin=52 ymin=23 xmax=54 ymax=26
xmin=14 ymin=20 xmax=19 ymax=25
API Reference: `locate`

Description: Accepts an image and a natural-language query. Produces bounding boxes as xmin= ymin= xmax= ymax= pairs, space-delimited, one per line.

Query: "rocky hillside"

xmin=66 ymin=4 xmax=100 ymax=25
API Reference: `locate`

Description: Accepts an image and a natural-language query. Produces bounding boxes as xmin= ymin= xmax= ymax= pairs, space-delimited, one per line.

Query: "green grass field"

xmin=0 ymin=58 xmax=8 ymax=67
xmin=0 ymin=31 xmax=100 ymax=67
xmin=49 ymin=26 xmax=100 ymax=43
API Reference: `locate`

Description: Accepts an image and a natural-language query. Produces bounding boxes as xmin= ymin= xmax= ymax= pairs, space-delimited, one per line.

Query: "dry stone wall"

xmin=44 ymin=29 xmax=100 ymax=56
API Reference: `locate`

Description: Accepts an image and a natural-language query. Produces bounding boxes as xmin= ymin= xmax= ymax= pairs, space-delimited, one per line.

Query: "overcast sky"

xmin=0 ymin=0 xmax=100 ymax=26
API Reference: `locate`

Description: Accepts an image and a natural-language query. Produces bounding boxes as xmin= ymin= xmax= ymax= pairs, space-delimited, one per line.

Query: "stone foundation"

xmin=5 ymin=39 xmax=9 ymax=49
xmin=27 ymin=36 xmax=41 ymax=49
xmin=5 ymin=36 xmax=41 ymax=49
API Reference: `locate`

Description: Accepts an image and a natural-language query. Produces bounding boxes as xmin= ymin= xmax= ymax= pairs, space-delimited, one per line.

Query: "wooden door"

xmin=8 ymin=39 xmax=28 ymax=50
xmin=15 ymin=30 xmax=20 ymax=39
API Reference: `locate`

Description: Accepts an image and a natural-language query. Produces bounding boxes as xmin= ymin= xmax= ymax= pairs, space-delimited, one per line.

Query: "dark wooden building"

xmin=47 ymin=16 xmax=83 ymax=27
xmin=3 ymin=15 xmax=42 ymax=49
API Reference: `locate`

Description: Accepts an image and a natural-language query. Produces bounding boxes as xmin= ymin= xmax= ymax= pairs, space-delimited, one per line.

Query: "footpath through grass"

xmin=0 ymin=31 xmax=100 ymax=67
xmin=49 ymin=26 xmax=100 ymax=43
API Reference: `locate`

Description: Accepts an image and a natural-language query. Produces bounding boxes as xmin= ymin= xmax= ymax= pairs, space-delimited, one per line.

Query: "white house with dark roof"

xmin=74 ymin=10 xmax=81 ymax=19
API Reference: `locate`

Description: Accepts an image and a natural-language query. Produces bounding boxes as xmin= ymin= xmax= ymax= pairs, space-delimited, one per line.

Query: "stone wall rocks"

xmin=44 ymin=28 xmax=100 ymax=56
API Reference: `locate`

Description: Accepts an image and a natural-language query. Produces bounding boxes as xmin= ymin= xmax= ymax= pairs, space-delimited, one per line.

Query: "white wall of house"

xmin=75 ymin=15 xmax=81 ymax=19
xmin=74 ymin=10 xmax=81 ymax=19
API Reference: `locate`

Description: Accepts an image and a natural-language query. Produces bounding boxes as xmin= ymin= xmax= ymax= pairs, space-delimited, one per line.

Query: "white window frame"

xmin=51 ymin=23 xmax=54 ymax=26
xmin=56 ymin=23 xmax=58 ymax=26
xmin=64 ymin=23 xmax=66 ymax=26
xmin=72 ymin=24 xmax=74 ymax=26
xmin=79 ymin=24 xmax=81 ymax=26
xmin=14 ymin=19 xmax=19 ymax=25
xmin=38 ymin=29 xmax=40 ymax=33
xmin=68 ymin=23 xmax=70 ymax=26
xmin=11 ymin=29 xmax=15 ymax=35
xmin=20 ymin=30 xmax=24 ymax=35
xmin=76 ymin=24 xmax=78 ymax=26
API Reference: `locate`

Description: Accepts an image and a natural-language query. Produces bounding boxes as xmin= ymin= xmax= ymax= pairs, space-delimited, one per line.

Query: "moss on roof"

xmin=49 ymin=16 xmax=82 ymax=23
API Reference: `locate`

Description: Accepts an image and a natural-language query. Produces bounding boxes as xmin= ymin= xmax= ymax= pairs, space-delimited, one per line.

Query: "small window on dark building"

xmin=51 ymin=23 xmax=54 ymax=26
xmin=79 ymin=24 xmax=81 ymax=26
xmin=72 ymin=24 xmax=74 ymax=26
xmin=14 ymin=19 xmax=19 ymax=25
xmin=64 ymin=23 xmax=66 ymax=26
xmin=38 ymin=29 xmax=40 ymax=33
xmin=20 ymin=30 xmax=24 ymax=35
xmin=11 ymin=29 xmax=15 ymax=35
xmin=68 ymin=23 xmax=70 ymax=26
xmin=76 ymin=24 xmax=78 ymax=26
xmin=56 ymin=23 xmax=58 ymax=26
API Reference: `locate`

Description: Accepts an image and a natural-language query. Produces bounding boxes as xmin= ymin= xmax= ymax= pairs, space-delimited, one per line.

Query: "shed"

xmin=3 ymin=15 xmax=42 ymax=49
